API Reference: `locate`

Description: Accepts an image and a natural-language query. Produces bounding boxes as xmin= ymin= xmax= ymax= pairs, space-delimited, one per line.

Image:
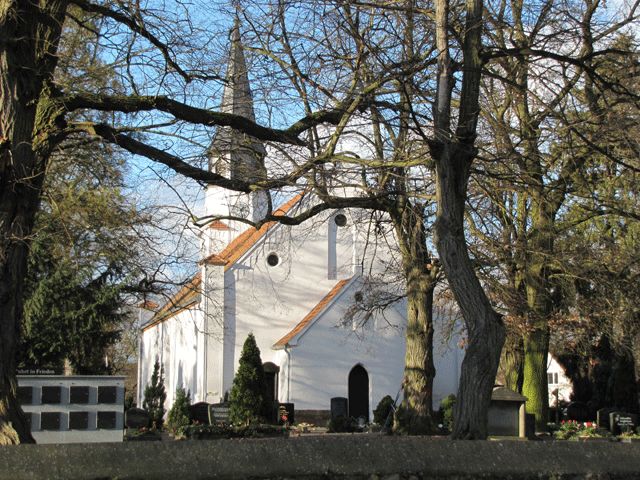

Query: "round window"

xmin=354 ymin=291 xmax=364 ymax=303
xmin=334 ymin=213 xmax=348 ymax=227
xmin=266 ymin=253 xmax=279 ymax=267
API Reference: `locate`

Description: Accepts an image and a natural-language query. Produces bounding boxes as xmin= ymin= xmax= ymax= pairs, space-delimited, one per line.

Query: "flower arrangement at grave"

xmin=553 ymin=420 xmax=611 ymax=440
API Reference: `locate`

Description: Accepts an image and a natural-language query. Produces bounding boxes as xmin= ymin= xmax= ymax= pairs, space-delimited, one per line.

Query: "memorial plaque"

xmin=610 ymin=411 xmax=638 ymax=435
xmin=208 ymin=403 xmax=230 ymax=424
xmin=70 ymin=386 xmax=90 ymax=404
xmin=41 ymin=386 xmax=62 ymax=404
xmin=125 ymin=408 xmax=150 ymax=429
xmin=98 ymin=386 xmax=117 ymax=404
xmin=331 ymin=397 xmax=348 ymax=420
xmin=17 ymin=386 xmax=33 ymax=405
xmin=189 ymin=402 xmax=210 ymax=424
xmin=69 ymin=412 xmax=89 ymax=430
xmin=97 ymin=411 xmax=117 ymax=429
xmin=41 ymin=412 xmax=60 ymax=430
xmin=597 ymin=407 xmax=617 ymax=430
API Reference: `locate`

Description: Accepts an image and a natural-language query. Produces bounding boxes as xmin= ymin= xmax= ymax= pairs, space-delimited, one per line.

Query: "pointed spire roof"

xmin=209 ymin=18 xmax=266 ymax=181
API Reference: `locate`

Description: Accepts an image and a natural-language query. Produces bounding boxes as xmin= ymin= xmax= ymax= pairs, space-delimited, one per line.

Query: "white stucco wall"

xmin=139 ymin=307 xmax=202 ymax=412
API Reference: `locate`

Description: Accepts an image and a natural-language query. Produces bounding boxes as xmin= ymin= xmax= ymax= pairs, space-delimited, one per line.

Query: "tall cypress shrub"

xmin=229 ymin=333 xmax=269 ymax=425
xmin=143 ymin=360 xmax=167 ymax=428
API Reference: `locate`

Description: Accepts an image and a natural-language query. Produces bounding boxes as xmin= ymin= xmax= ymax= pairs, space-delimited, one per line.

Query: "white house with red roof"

xmin=138 ymin=20 xmax=463 ymax=423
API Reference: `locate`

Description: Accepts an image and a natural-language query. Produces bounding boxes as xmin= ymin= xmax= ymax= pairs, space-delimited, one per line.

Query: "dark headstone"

xmin=40 ymin=412 xmax=60 ymax=430
xmin=70 ymin=386 xmax=90 ymax=404
xmin=597 ymin=407 xmax=617 ymax=430
xmin=69 ymin=412 xmax=89 ymax=430
xmin=97 ymin=411 xmax=117 ymax=429
xmin=18 ymin=386 xmax=33 ymax=405
xmin=609 ymin=411 xmax=638 ymax=435
xmin=566 ymin=401 xmax=590 ymax=422
xmin=41 ymin=386 xmax=62 ymax=404
xmin=189 ymin=402 xmax=210 ymax=425
xmin=278 ymin=403 xmax=294 ymax=425
xmin=98 ymin=386 xmax=117 ymax=404
xmin=525 ymin=413 xmax=536 ymax=439
xmin=125 ymin=408 xmax=150 ymax=429
xmin=331 ymin=397 xmax=348 ymax=420
xmin=208 ymin=403 xmax=230 ymax=424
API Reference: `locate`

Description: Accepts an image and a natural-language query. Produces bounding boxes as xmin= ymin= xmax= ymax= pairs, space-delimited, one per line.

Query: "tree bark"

xmin=392 ymin=203 xmax=437 ymax=434
xmin=434 ymin=143 xmax=505 ymax=439
xmin=0 ymin=0 xmax=67 ymax=444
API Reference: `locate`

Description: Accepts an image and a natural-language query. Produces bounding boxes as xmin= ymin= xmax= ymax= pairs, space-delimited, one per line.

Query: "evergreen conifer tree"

xmin=228 ymin=333 xmax=269 ymax=425
xmin=166 ymin=387 xmax=191 ymax=436
xmin=143 ymin=360 xmax=167 ymax=429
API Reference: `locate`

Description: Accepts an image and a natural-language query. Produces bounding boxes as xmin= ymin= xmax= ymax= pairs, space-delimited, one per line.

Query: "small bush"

xmin=373 ymin=395 xmax=395 ymax=425
xmin=166 ymin=387 xmax=191 ymax=437
xmin=439 ymin=394 xmax=456 ymax=432
xmin=327 ymin=415 xmax=356 ymax=433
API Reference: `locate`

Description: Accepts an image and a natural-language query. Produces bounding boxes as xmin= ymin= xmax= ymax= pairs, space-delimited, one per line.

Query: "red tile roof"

xmin=207 ymin=220 xmax=230 ymax=230
xmin=273 ymin=278 xmax=351 ymax=349
xmin=145 ymin=193 xmax=305 ymax=330
xmin=142 ymin=273 xmax=202 ymax=332
xmin=201 ymin=193 xmax=304 ymax=271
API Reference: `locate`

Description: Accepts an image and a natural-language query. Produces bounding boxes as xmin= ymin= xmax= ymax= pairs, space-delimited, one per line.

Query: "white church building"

xmin=137 ymin=22 xmax=464 ymax=423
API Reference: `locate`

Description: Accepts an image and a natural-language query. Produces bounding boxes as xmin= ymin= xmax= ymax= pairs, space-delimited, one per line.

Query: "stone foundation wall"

xmin=2 ymin=436 xmax=640 ymax=480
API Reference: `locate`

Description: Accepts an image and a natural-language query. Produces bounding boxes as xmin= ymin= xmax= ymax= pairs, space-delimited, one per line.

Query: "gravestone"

xmin=69 ymin=412 xmax=89 ymax=430
xmin=487 ymin=387 xmax=527 ymax=437
xmin=98 ymin=386 xmax=117 ymax=404
xmin=609 ymin=411 xmax=638 ymax=435
xmin=125 ymin=408 xmax=150 ymax=429
xmin=70 ymin=386 xmax=90 ymax=404
xmin=279 ymin=403 xmax=295 ymax=425
xmin=17 ymin=386 xmax=33 ymax=405
xmin=597 ymin=407 xmax=617 ymax=430
xmin=97 ymin=411 xmax=117 ymax=429
xmin=41 ymin=386 xmax=62 ymax=404
xmin=565 ymin=401 xmax=590 ymax=422
xmin=209 ymin=403 xmax=230 ymax=424
xmin=331 ymin=397 xmax=348 ymax=420
xmin=40 ymin=412 xmax=60 ymax=430
xmin=189 ymin=402 xmax=210 ymax=425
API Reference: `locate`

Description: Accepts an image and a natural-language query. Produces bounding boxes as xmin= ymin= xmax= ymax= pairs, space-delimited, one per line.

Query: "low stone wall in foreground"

xmin=2 ymin=435 xmax=640 ymax=480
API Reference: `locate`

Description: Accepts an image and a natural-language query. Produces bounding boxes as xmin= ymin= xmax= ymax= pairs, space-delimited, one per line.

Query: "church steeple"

xmin=209 ymin=17 xmax=266 ymax=184
xmin=203 ymin=18 xmax=269 ymax=255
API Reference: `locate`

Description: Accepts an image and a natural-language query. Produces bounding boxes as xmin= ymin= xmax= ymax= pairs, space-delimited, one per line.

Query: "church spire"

xmin=209 ymin=18 xmax=266 ymax=183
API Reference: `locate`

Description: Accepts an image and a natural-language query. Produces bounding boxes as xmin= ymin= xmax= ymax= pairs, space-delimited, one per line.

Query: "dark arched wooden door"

xmin=348 ymin=364 xmax=369 ymax=421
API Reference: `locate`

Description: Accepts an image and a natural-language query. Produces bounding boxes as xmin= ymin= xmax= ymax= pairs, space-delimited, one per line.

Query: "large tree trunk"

xmin=392 ymin=203 xmax=437 ymax=434
xmin=434 ymin=143 xmax=505 ymax=439
xmin=0 ymin=0 xmax=67 ymax=444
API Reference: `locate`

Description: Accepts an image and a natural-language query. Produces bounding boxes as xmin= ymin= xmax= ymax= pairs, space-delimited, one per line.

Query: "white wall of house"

xmin=547 ymin=354 xmax=573 ymax=406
